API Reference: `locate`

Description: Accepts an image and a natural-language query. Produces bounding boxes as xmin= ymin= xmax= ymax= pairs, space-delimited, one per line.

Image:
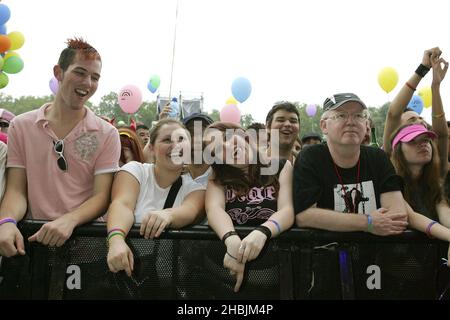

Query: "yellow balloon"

xmin=3 ymin=51 xmax=20 ymax=60
xmin=8 ymin=31 xmax=25 ymax=50
xmin=378 ymin=67 xmax=399 ymax=93
xmin=226 ymin=96 xmax=238 ymax=105
xmin=418 ymin=86 xmax=432 ymax=108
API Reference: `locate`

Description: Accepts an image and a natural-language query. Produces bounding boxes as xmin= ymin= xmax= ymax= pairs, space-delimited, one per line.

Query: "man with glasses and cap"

xmin=292 ymin=93 xmax=409 ymax=298
xmin=0 ymin=38 xmax=120 ymax=257
xmin=293 ymin=93 xmax=408 ymax=234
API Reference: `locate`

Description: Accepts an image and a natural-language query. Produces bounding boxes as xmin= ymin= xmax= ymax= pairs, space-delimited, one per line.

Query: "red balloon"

xmin=0 ymin=35 xmax=11 ymax=53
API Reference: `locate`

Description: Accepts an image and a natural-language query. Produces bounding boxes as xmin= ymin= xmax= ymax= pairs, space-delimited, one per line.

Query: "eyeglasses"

xmin=53 ymin=140 xmax=68 ymax=171
xmin=324 ymin=112 xmax=369 ymax=123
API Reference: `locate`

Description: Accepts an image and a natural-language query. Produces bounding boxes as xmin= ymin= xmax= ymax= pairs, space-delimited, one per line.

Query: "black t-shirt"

xmin=224 ymin=159 xmax=286 ymax=226
xmin=293 ymin=144 xmax=402 ymax=214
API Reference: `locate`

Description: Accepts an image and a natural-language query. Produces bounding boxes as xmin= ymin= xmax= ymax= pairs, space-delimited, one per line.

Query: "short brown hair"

xmin=265 ymin=101 xmax=299 ymax=128
xmin=58 ymin=37 xmax=101 ymax=71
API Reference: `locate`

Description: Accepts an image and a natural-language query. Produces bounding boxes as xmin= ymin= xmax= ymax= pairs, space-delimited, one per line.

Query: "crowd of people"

xmin=1 ymin=38 xmax=450 ymax=297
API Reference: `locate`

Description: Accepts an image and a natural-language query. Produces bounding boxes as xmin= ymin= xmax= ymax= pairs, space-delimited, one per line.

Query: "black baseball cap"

xmin=323 ymin=93 xmax=367 ymax=112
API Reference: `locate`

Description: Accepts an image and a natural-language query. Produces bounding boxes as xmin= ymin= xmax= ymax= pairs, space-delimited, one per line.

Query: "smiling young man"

xmin=0 ymin=38 xmax=120 ymax=257
xmin=265 ymin=101 xmax=300 ymax=162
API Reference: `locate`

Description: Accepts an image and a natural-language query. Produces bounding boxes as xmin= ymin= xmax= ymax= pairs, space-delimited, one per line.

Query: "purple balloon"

xmin=305 ymin=104 xmax=317 ymax=117
xmin=49 ymin=77 xmax=59 ymax=95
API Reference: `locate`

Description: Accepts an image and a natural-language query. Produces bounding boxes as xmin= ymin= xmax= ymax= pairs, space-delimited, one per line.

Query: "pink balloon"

xmin=220 ymin=104 xmax=241 ymax=124
xmin=306 ymin=104 xmax=317 ymax=117
xmin=49 ymin=77 xmax=59 ymax=95
xmin=118 ymin=84 xmax=143 ymax=114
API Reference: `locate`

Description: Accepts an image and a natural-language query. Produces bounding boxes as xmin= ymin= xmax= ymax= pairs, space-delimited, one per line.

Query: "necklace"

xmin=333 ymin=159 xmax=365 ymax=214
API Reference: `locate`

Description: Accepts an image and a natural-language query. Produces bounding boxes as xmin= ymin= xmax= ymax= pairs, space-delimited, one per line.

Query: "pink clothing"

xmin=7 ymin=103 xmax=121 ymax=220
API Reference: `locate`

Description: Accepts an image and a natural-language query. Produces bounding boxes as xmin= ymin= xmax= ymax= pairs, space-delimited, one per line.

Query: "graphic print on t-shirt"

xmin=333 ymin=180 xmax=376 ymax=214
xmin=225 ymin=186 xmax=277 ymax=225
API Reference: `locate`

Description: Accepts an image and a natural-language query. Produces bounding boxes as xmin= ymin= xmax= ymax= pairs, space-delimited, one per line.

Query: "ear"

xmin=53 ymin=65 xmax=63 ymax=82
xmin=320 ymin=119 xmax=328 ymax=135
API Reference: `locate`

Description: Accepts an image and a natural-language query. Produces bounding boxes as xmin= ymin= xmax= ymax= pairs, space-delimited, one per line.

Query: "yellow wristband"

xmin=432 ymin=112 xmax=445 ymax=119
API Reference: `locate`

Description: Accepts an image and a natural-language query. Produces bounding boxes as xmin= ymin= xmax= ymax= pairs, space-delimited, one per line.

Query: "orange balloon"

xmin=0 ymin=35 xmax=11 ymax=53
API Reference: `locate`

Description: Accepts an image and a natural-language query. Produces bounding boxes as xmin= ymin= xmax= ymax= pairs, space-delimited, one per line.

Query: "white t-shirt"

xmin=184 ymin=167 xmax=212 ymax=188
xmin=120 ymin=161 xmax=206 ymax=223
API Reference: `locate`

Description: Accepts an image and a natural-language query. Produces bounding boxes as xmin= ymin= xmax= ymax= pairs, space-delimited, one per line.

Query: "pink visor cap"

xmin=392 ymin=124 xmax=437 ymax=150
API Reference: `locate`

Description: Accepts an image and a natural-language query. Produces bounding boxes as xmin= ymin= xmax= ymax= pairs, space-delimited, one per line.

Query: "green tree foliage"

xmin=0 ymin=92 xmax=391 ymax=144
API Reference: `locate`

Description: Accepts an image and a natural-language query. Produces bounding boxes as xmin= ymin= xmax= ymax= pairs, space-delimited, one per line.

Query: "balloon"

xmin=49 ymin=77 xmax=59 ymax=95
xmin=305 ymin=104 xmax=317 ymax=117
xmin=226 ymin=96 xmax=238 ymax=105
xmin=2 ymin=56 xmax=24 ymax=74
xmin=0 ymin=55 xmax=3 ymax=69
xmin=7 ymin=31 xmax=25 ymax=50
xmin=147 ymin=74 xmax=160 ymax=93
xmin=418 ymin=86 xmax=432 ymax=108
xmin=407 ymin=95 xmax=424 ymax=115
xmin=0 ymin=4 xmax=11 ymax=25
xmin=3 ymin=51 xmax=20 ymax=60
xmin=0 ymin=24 xmax=7 ymax=35
xmin=118 ymin=85 xmax=143 ymax=114
xmin=169 ymin=97 xmax=179 ymax=118
xmin=0 ymin=72 xmax=8 ymax=89
xmin=220 ymin=104 xmax=241 ymax=124
xmin=231 ymin=77 xmax=252 ymax=103
xmin=0 ymin=34 xmax=11 ymax=53
xmin=378 ymin=67 xmax=398 ymax=93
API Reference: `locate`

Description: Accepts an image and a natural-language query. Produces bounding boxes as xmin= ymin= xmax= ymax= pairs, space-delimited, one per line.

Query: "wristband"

xmin=432 ymin=112 xmax=445 ymax=119
xmin=268 ymin=219 xmax=281 ymax=234
xmin=366 ymin=215 xmax=374 ymax=233
xmin=0 ymin=218 xmax=17 ymax=227
xmin=426 ymin=221 xmax=438 ymax=238
xmin=222 ymin=230 xmax=238 ymax=243
xmin=226 ymin=252 xmax=237 ymax=260
xmin=255 ymin=225 xmax=272 ymax=239
xmin=405 ymin=82 xmax=416 ymax=91
xmin=108 ymin=228 xmax=126 ymax=236
xmin=107 ymin=231 xmax=125 ymax=244
xmin=415 ymin=63 xmax=430 ymax=78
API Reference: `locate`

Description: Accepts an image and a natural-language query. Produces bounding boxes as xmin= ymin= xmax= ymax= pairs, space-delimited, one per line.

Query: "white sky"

xmin=2 ymin=0 xmax=450 ymax=123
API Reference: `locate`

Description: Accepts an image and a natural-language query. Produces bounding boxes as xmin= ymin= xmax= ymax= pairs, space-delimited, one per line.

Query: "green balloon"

xmin=150 ymin=75 xmax=160 ymax=89
xmin=0 ymin=56 xmax=3 ymax=69
xmin=0 ymin=72 xmax=9 ymax=88
xmin=3 ymin=56 xmax=24 ymax=74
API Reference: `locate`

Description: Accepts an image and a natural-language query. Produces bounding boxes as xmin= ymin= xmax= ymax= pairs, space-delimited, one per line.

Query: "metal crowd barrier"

xmin=0 ymin=220 xmax=449 ymax=300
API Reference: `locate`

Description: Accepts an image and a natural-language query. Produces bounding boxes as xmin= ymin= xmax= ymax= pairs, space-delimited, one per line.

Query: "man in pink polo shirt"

xmin=0 ymin=38 xmax=121 ymax=257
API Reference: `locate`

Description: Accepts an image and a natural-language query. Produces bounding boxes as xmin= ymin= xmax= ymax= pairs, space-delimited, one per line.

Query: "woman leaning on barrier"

xmin=390 ymin=123 xmax=450 ymax=256
xmin=204 ymin=122 xmax=294 ymax=294
xmin=106 ymin=119 xmax=206 ymax=276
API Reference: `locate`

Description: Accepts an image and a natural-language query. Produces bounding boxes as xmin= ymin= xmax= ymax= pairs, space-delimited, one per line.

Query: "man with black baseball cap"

xmin=293 ymin=92 xmax=407 ymax=234
xmin=292 ymin=92 xmax=409 ymax=297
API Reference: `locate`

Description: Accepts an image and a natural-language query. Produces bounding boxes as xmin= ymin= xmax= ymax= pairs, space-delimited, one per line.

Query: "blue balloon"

xmin=0 ymin=24 xmax=7 ymax=35
xmin=0 ymin=4 xmax=11 ymax=25
xmin=231 ymin=77 xmax=252 ymax=103
xmin=407 ymin=95 xmax=424 ymax=115
xmin=147 ymin=82 xmax=157 ymax=94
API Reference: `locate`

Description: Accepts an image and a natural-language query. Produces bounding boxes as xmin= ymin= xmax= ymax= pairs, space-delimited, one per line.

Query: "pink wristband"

xmin=0 ymin=218 xmax=17 ymax=226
